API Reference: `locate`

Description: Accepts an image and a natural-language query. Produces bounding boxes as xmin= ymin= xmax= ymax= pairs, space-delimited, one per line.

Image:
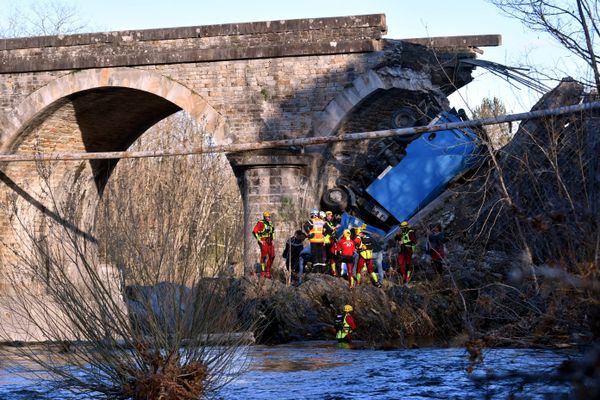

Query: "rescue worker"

xmin=427 ymin=223 xmax=446 ymax=274
xmin=335 ymin=304 xmax=357 ymax=343
xmin=395 ymin=221 xmax=416 ymax=284
xmin=355 ymin=226 xmax=382 ymax=288
xmin=252 ymin=211 xmax=275 ymax=279
xmin=303 ymin=209 xmax=331 ymax=273
xmin=297 ymin=243 xmax=312 ymax=284
xmin=336 ymin=229 xmax=357 ymax=288
xmin=323 ymin=211 xmax=339 ymax=276
xmin=369 ymin=230 xmax=385 ymax=284
xmin=282 ymin=230 xmax=307 ymax=285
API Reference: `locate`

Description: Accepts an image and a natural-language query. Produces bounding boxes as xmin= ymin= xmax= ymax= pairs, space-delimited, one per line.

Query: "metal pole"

xmin=1 ymin=101 xmax=599 ymax=162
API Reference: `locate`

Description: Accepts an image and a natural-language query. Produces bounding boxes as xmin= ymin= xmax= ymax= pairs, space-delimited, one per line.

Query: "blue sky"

xmin=3 ymin=0 xmax=584 ymax=113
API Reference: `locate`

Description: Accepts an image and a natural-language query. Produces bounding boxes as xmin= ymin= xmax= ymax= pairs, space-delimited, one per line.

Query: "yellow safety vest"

xmin=323 ymin=220 xmax=336 ymax=245
xmin=335 ymin=313 xmax=352 ymax=340
xmin=357 ymin=235 xmax=373 ymax=259
xmin=400 ymin=229 xmax=415 ymax=251
xmin=255 ymin=220 xmax=274 ymax=240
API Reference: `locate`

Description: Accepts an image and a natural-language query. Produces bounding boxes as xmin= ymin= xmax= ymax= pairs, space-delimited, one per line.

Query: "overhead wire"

xmin=460 ymin=58 xmax=551 ymax=94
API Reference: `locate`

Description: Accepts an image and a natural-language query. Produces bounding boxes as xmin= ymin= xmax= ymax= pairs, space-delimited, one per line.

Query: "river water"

xmin=0 ymin=341 xmax=580 ymax=399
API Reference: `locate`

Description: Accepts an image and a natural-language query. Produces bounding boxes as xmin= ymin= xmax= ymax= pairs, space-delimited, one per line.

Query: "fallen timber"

xmin=1 ymin=101 xmax=599 ymax=162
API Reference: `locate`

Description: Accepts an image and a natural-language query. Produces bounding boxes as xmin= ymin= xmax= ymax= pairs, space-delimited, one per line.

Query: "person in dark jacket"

xmin=282 ymin=230 xmax=307 ymax=284
xmin=427 ymin=223 xmax=446 ymax=274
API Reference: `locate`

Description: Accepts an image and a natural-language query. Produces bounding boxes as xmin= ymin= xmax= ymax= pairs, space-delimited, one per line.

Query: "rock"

xmin=225 ymin=273 xmax=464 ymax=346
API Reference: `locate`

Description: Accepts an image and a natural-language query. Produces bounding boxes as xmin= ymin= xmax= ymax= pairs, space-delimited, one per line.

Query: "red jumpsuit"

xmin=253 ymin=219 xmax=275 ymax=278
xmin=336 ymin=237 xmax=357 ymax=287
xmin=396 ymin=228 xmax=416 ymax=284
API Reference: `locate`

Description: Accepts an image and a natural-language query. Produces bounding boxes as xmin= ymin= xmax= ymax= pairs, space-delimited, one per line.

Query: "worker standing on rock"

xmin=253 ymin=211 xmax=275 ymax=279
xmin=395 ymin=221 xmax=416 ymax=285
xmin=336 ymin=229 xmax=357 ymax=288
xmin=355 ymin=226 xmax=382 ymax=288
xmin=335 ymin=304 xmax=357 ymax=344
xmin=323 ymin=211 xmax=339 ymax=276
xmin=426 ymin=223 xmax=446 ymax=274
xmin=303 ymin=209 xmax=330 ymax=273
xmin=282 ymin=230 xmax=307 ymax=285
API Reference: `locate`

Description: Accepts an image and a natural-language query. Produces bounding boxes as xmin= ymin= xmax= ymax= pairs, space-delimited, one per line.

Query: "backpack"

xmin=334 ymin=313 xmax=345 ymax=331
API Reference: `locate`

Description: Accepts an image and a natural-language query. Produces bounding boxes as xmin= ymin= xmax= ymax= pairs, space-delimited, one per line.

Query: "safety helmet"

xmin=400 ymin=221 xmax=409 ymax=228
xmin=343 ymin=304 xmax=353 ymax=313
xmin=263 ymin=211 xmax=271 ymax=218
xmin=343 ymin=229 xmax=351 ymax=238
xmin=319 ymin=211 xmax=326 ymax=219
xmin=354 ymin=227 xmax=362 ymax=235
xmin=361 ymin=223 xmax=367 ymax=230
xmin=325 ymin=211 xmax=333 ymax=216
xmin=310 ymin=208 xmax=319 ymax=217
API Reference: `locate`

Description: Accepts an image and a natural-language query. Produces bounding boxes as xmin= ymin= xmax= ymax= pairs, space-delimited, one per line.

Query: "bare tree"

xmin=490 ymin=0 xmax=600 ymax=92
xmin=0 ymin=112 xmax=251 ymax=399
xmin=0 ymin=0 xmax=88 ymax=38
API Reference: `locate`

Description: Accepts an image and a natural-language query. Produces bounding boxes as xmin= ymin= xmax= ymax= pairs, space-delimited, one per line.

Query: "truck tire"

xmin=391 ymin=107 xmax=418 ymax=129
xmin=322 ymin=187 xmax=349 ymax=212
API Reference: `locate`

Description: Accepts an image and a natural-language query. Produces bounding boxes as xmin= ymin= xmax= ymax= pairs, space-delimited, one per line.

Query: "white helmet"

xmin=319 ymin=211 xmax=326 ymax=219
xmin=310 ymin=208 xmax=319 ymax=218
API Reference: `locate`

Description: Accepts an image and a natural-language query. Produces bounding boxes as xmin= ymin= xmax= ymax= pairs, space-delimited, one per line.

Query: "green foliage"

xmin=472 ymin=96 xmax=512 ymax=148
xmin=472 ymin=96 xmax=506 ymax=118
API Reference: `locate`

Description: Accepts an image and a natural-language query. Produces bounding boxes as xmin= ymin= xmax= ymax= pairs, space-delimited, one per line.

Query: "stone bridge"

xmin=0 ymin=14 xmax=500 ymax=273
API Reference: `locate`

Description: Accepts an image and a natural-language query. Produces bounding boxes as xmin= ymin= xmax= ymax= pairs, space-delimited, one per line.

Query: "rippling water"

xmin=0 ymin=342 xmax=580 ymax=399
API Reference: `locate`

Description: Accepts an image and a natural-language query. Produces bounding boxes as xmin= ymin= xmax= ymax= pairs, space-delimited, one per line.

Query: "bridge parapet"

xmin=0 ymin=14 xmax=387 ymax=73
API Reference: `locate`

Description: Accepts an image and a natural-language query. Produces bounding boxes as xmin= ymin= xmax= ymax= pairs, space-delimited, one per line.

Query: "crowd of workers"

xmin=252 ymin=208 xmax=445 ymax=289
xmin=252 ymin=209 xmax=448 ymax=344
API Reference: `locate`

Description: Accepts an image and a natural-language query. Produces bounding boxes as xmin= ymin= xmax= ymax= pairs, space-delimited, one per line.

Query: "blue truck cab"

xmin=330 ymin=110 xmax=484 ymax=238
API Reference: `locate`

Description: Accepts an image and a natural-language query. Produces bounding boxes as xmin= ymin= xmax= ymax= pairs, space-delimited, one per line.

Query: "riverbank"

xmin=227 ymin=267 xmax=596 ymax=349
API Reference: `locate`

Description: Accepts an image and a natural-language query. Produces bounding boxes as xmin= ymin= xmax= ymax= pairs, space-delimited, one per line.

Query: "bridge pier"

xmin=229 ymin=151 xmax=319 ymax=275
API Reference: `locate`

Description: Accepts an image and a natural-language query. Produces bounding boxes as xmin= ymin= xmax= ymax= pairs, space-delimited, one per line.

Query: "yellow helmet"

xmin=355 ymin=227 xmax=362 ymax=235
xmin=400 ymin=221 xmax=409 ymax=228
xmin=325 ymin=211 xmax=333 ymax=216
xmin=361 ymin=223 xmax=367 ymax=229
xmin=263 ymin=211 xmax=271 ymax=218
xmin=343 ymin=304 xmax=353 ymax=313
xmin=343 ymin=229 xmax=351 ymax=238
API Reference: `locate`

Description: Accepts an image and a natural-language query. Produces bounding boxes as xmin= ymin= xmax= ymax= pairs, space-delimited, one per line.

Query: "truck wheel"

xmin=322 ymin=187 xmax=349 ymax=212
xmin=391 ymin=107 xmax=418 ymax=129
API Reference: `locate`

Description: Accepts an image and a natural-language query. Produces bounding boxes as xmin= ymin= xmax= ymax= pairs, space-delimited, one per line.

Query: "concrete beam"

xmin=402 ymin=34 xmax=502 ymax=48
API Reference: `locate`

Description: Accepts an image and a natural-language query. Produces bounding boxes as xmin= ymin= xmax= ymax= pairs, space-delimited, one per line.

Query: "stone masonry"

xmin=0 ymin=13 xmax=500 ymax=275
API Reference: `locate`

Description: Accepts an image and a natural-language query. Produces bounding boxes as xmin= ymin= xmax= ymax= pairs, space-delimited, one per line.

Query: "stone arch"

xmin=0 ymin=67 xmax=227 ymax=153
xmin=0 ymin=68 xmax=231 ymax=265
xmin=312 ymin=67 xmax=451 ymax=201
xmin=312 ymin=67 xmax=447 ymax=137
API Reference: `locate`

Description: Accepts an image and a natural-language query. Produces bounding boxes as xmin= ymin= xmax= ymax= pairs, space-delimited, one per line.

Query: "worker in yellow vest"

xmin=395 ymin=221 xmax=416 ymax=284
xmin=253 ymin=211 xmax=275 ymax=278
xmin=354 ymin=227 xmax=382 ymax=288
